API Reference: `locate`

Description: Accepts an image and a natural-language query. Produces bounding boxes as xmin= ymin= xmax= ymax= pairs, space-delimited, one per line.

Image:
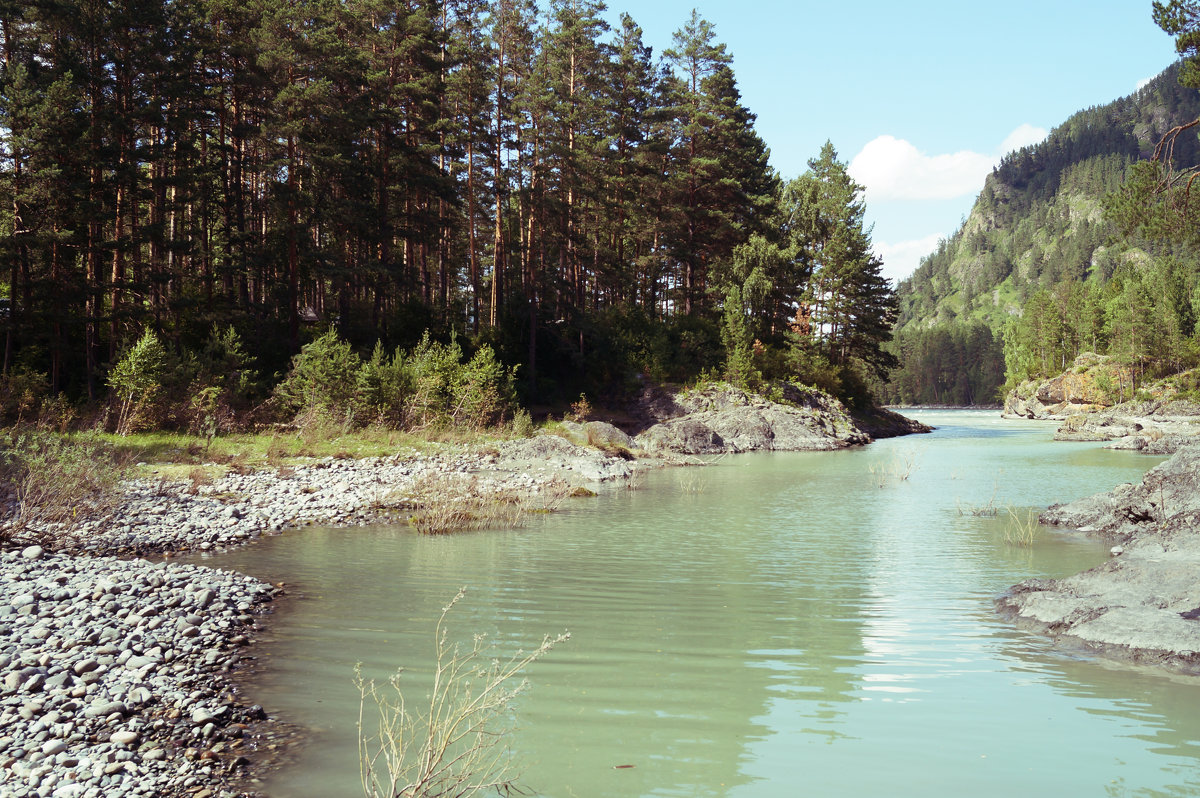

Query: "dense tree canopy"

xmin=0 ymin=0 xmax=897 ymax=417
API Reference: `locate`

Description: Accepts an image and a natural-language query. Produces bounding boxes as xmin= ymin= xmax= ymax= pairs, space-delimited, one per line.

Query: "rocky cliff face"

xmin=1002 ymin=353 xmax=1126 ymax=420
xmin=1002 ymin=355 xmax=1200 ymax=452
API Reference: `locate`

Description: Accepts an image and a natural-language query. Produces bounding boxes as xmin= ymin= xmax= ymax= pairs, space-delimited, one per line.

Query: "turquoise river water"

xmin=192 ymin=410 xmax=1200 ymax=797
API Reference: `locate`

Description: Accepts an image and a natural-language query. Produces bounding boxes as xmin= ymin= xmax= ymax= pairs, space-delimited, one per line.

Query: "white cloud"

xmin=1137 ymin=76 xmax=1154 ymax=91
xmin=848 ymin=136 xmax=993 ymax=201
xmin=848 ymin=123 xmax=1049 ymax=204
xmin=873 ymin=233 xmax=945 ymax=285
xmin=1000 ymin=123 xmax=1048 ymax=153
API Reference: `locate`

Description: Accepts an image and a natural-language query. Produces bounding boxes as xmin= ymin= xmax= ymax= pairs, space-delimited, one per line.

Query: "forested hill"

xmin=880 ymin=61 xmax=1200 ymax=406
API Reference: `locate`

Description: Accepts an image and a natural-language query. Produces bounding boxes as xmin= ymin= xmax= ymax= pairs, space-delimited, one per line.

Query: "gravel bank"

xmin=33 ymin=436 xmax=647 ymax=559
xmin=0 ymin=546 xmax=277 ymax=798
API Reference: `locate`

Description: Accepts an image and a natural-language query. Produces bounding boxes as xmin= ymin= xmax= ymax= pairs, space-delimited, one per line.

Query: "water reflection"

xmin=191 ymin=412 xmax=1200 ymax=798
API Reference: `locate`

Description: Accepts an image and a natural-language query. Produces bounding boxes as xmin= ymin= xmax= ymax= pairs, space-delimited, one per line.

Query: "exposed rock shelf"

xmin=629 ymin=382 xmax=927 ymax=455
xmin=998 ymin=444 xmax=1200 ymax=674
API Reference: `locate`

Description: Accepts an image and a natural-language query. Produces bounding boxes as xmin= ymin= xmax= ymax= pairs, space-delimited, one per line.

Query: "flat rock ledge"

xmin=0 ymin=548 xmax=278 ymax=798
xmin=998 ymin=444 xmax=1200 ymax=675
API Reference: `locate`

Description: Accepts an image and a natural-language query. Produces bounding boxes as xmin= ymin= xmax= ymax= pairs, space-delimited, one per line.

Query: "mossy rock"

xmin=584 ymin=421 xmax=635 ymax=453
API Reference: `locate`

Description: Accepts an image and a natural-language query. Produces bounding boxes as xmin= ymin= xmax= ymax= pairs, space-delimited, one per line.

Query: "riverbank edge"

xmin=2 ymin=386 xmax=927 ymax=797
xmin=0 ymin=434 xmax=656 ymax=798
xmin=1000 ymin=354 xmax=1200 ymax=453
xmin=996 ymin=442 xmax=1200 ymax=678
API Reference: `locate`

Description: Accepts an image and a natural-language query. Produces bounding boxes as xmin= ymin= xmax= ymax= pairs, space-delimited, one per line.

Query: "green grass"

xmin=68 ymin=423 xmax=513 ymax=481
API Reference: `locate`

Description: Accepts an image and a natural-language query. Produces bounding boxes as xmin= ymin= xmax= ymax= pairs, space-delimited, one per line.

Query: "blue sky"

xmin=600 ymin=1 xmax=1181 ymax=283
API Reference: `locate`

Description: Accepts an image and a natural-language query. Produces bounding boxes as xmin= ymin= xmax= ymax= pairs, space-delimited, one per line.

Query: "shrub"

xmin=187 ymin=325 xmax=262 ymax=433
xmin=566 ymin=394 xmax=592 ymax=423
xmin=194 ymin=325 xmax=260 ymax=399
xmin=108 ymin=331 xmax=170 ymax=435
xmin=406 ymin=334 xmax=515 ymax=430
xmin=0 ymin=432 xmax=127 ymax=546
xmin=188 ymin=385 xmax=235 ymax=449
xmin=274 ymin=329 xmax=363 ymax=420
xmin=452 ymin=344 xmax=514 ymax=428
xmin=721 ymin=287 xmax=759 ymax=389
xmin=36 ymin=393 xmax=76 ymax=434
xmin=0 ymin=368 xmax=49 ymax=425
xmin=786 ymin=337 xmax=842 ymax=398
xmin=510 ymin=408 xmax=535 ymax=438
xmin=357 ymin=342 xmax=412 ymax=426
xmin=272 ymin=329 xmax=516 ymax=433
xmin=405 ymin=333 xmax=468 ymax=428
xmin=355 ymin=589 xmax=568 ymax=798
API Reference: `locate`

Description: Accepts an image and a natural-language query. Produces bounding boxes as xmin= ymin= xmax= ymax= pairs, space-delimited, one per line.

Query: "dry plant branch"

xmin=956 ymin=481 xmax=999 ymax=517
xmin=356 ymin=589 xmax=569 ymax=798
xmin=867 ymin=450 xmax=919 ymax=488
xmin=393 ymin=473 xmax=571 ymax=534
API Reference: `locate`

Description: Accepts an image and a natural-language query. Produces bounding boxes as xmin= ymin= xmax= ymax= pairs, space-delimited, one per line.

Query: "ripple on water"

xmin=196 ymin=412 xmax=1200 ymax=798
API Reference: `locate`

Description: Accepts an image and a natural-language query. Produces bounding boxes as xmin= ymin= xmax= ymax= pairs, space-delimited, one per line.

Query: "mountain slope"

xmin=881 ymin=62 xmax=1200 ymax=405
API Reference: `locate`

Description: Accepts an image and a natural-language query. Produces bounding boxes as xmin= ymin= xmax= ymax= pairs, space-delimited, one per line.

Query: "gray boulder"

xmin=633 ymin=383 xmax=868 ymax=455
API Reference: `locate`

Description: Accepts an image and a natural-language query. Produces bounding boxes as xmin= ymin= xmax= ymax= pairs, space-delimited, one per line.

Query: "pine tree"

xmin=662 ymin=11 xmax=774 ymax=316
xmin=791 ymin=142 xmax=897 ymax=380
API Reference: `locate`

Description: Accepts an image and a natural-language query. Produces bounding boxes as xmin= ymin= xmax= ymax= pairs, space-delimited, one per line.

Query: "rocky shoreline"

xmin=2 ymin=382 xmax=917 ymax=797
xmin=0 ymin=546 xmax=278 ymax=798
xmin=1002 ymin=353 xmax=1200 ymax=454
xmin=626 ymin=381 xmax=929 ymax=453
xmin=998 ymin=443 xmax=1200 ymax=675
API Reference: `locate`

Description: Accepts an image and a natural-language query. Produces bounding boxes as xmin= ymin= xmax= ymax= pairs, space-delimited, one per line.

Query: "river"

xmin=191 ymin=409 xmax=1200 ymax=797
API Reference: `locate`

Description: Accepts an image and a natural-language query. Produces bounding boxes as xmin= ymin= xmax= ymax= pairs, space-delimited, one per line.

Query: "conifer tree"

xmin=663 ymin=12 xmax=775 ymax=316
xmin=791 ymin=142 xmax=897 ymax=379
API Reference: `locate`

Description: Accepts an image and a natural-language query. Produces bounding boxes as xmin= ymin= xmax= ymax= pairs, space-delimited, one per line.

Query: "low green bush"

xmin=274 ymin=330 xmax=516 ymax=433
xmin=510 ymin=408 xmax=535 ymax=438
xmin=0 ymin=368 xmax=49 ymax=425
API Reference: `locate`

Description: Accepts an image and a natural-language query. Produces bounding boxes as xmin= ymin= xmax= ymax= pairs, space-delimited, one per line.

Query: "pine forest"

xmin=0 ymin=0 xmax=897 ymax=428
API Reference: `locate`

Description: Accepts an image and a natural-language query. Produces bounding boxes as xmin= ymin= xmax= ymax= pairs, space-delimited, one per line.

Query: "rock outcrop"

xmin=998 ymin=444 xmax=1200 ymax=674
xmin=1051 ymin=399 xmax=1200 ymax=453
xmin=632 ymin=383 xmax=873 ymax=455
xmin=1004 ymin=354 xmax=1200 ymax=453
xmin=1003 ymin=353 xmax=1125 ymax=420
